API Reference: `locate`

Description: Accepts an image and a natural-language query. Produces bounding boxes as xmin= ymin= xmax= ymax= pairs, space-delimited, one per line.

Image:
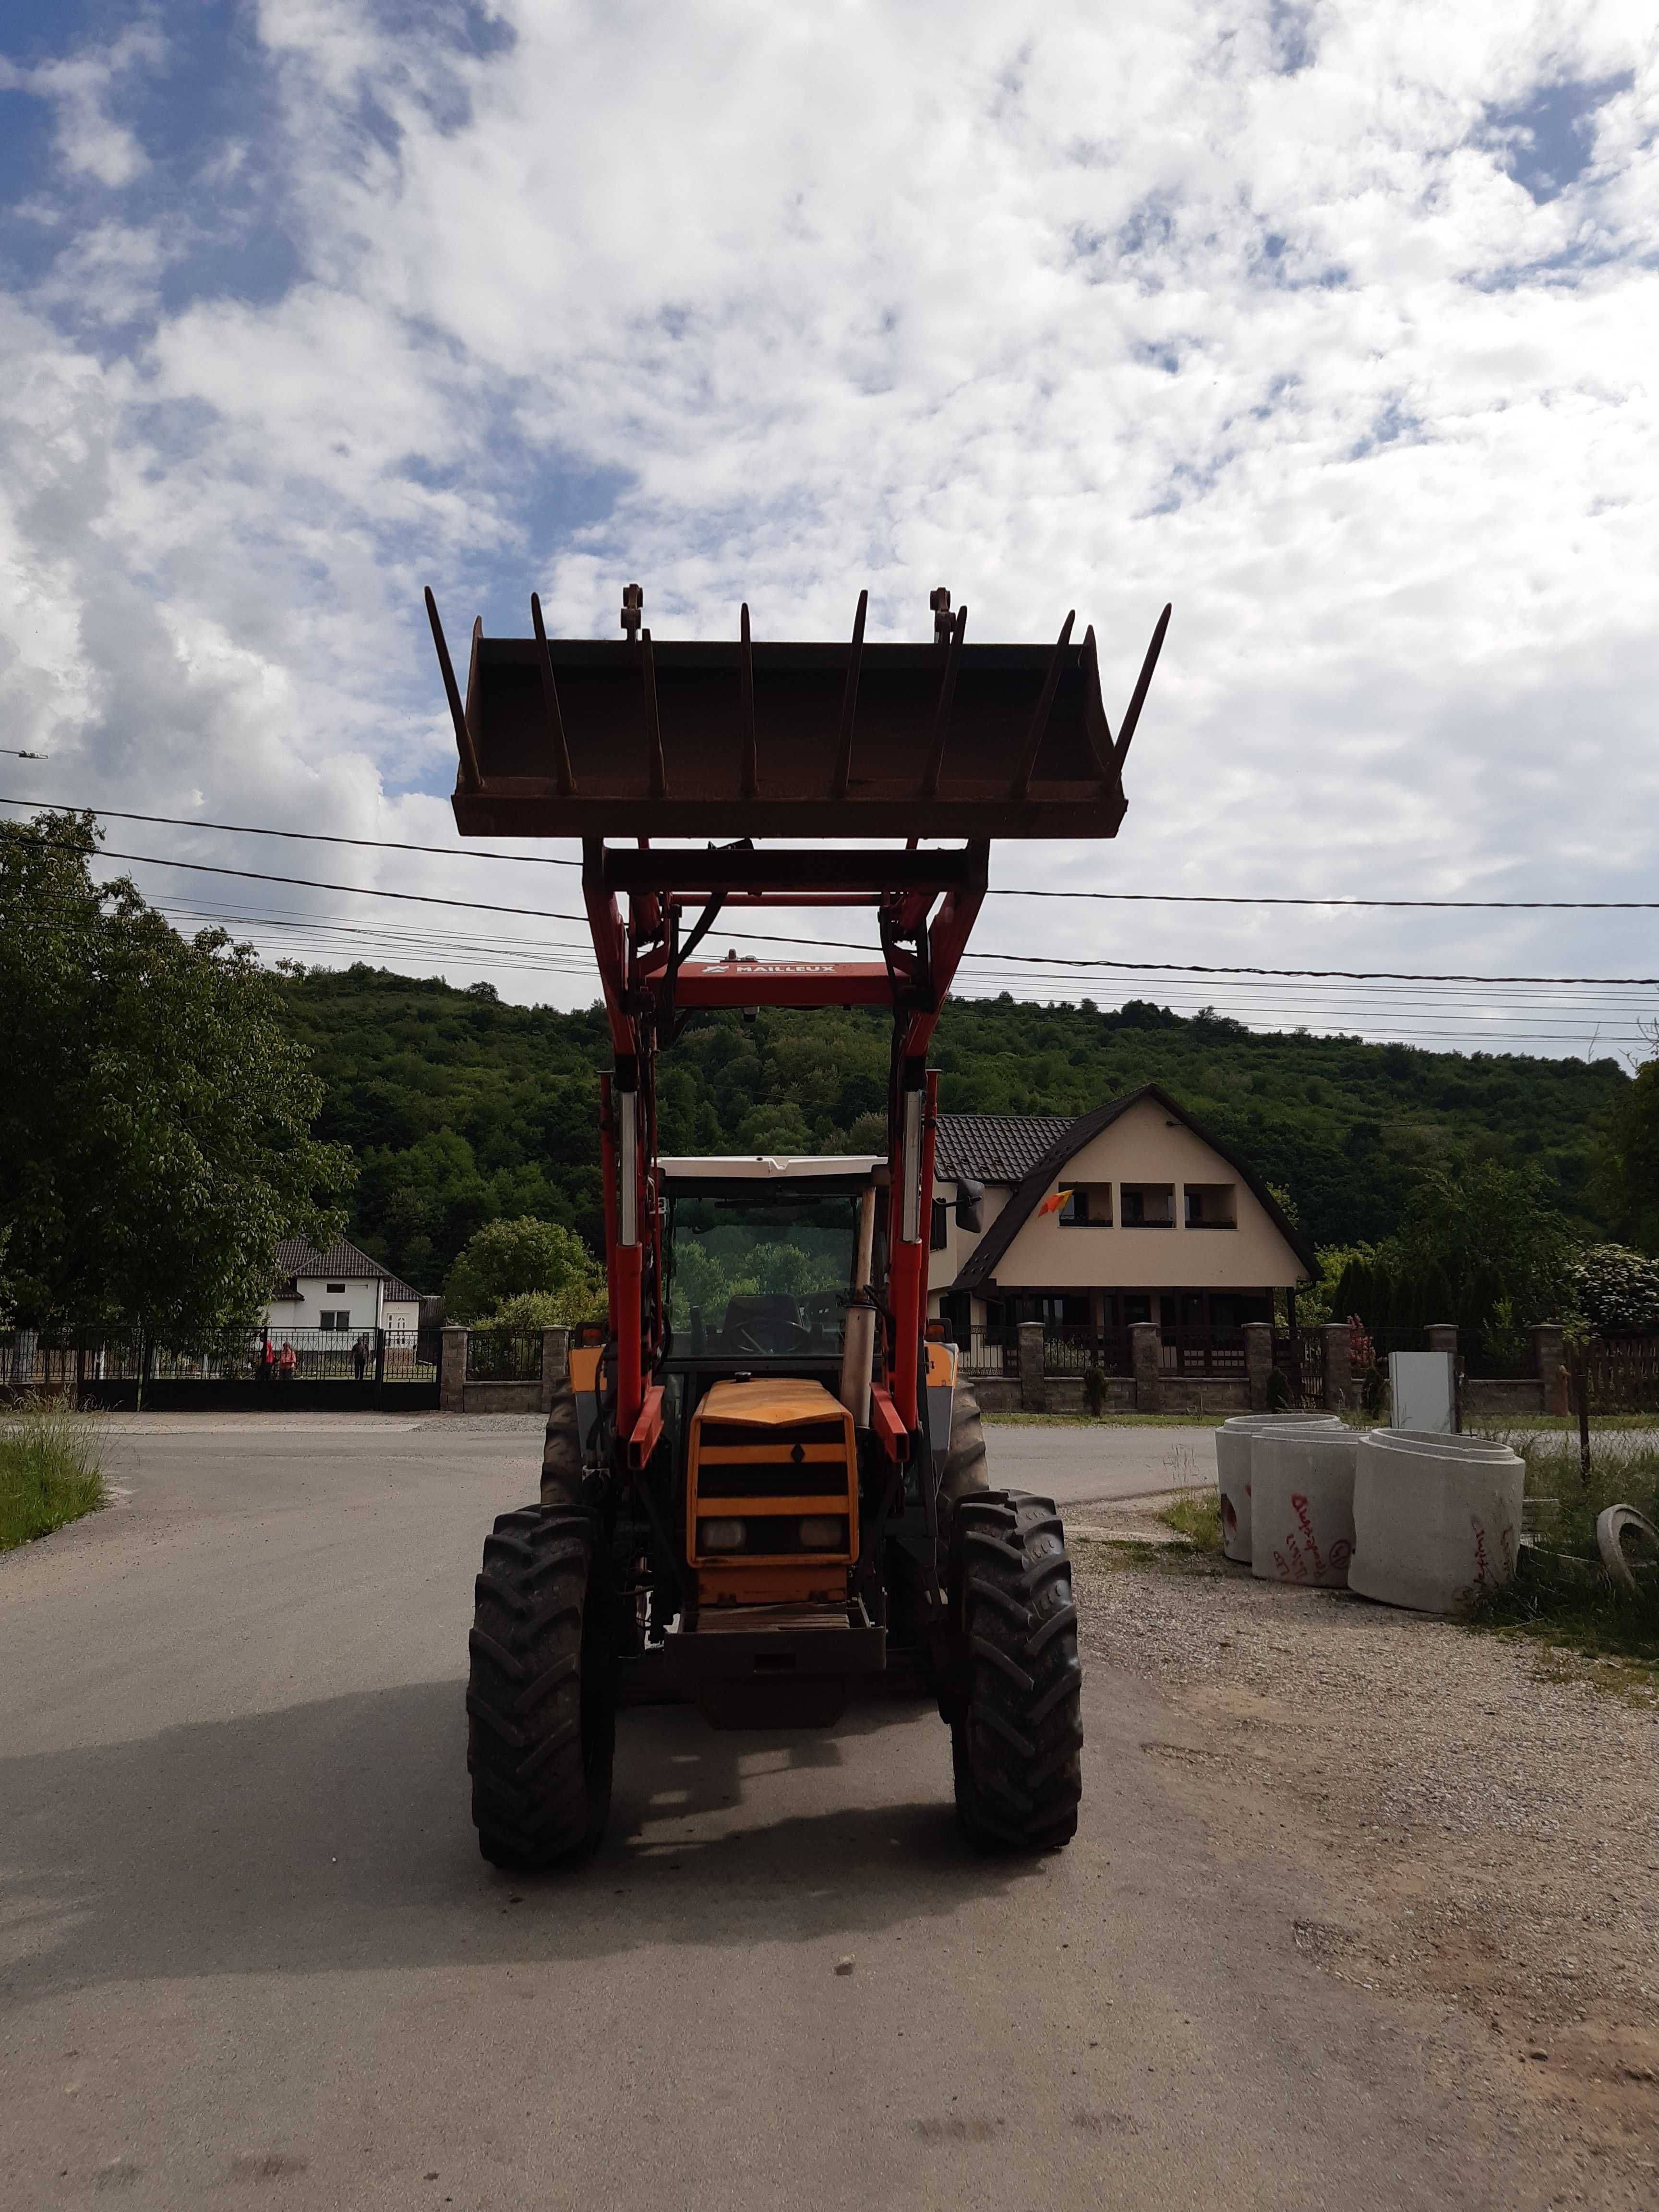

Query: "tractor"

xmin=424 ymin=578 xmax=1169 ymax=1865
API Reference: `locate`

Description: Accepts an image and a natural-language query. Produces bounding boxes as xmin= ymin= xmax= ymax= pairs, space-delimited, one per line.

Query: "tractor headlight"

xmin=798 ymin=1516 xmax=847 ymax=1551
xmin=698 ymin=1517 xmax=746 ymax=1552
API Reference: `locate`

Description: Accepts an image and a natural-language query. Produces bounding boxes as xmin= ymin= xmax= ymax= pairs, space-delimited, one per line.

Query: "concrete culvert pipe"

xmin=1250 ymin=1428 xmax=1361 ymax=1587
xmin=1595 ymin=1505 xmax=1659 ymax=1594
xmin=1349 ymin=1432 xmax=1525 ymax=1615
xmin=1214 ymin=1414 xmax=1342 ymax=1564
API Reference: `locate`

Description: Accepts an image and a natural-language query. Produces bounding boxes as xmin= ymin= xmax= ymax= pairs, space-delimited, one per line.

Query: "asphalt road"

xmin=1 ymin=1417 xmax=1527 ymax=2210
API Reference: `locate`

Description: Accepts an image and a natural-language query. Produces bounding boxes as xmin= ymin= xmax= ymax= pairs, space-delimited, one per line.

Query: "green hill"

xmin=278 ymin=967 xmax=1627 ymax=1295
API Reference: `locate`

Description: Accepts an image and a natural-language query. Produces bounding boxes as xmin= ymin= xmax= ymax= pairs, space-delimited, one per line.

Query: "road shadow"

xmin=0 ymin=1682 xmax=1038 ymax=2006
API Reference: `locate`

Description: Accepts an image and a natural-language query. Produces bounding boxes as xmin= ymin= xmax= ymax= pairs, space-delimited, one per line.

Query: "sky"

xmin=0 ymin=0 xmax=1655 ymax=1059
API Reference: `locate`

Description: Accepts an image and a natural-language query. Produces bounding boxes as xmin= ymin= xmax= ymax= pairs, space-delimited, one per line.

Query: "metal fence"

xmin=1160 ymin=1326 xmax=1247 ymax=1378
xmin=465 ymin=1328 xmax=543 ymax=1382
xmin=959 ymin=1327 xmax=1017 ymax=1375
xmin=1043 ymin=1325 xmax=1132 ymax=1376
xmin=1583 ymin=1334 xmax=1659 ymax=1413
xmin=1270 ymin=1327 xmax=1326 ymax=1405
xmin=0 ymin=1326 xmax=433 ymax=1389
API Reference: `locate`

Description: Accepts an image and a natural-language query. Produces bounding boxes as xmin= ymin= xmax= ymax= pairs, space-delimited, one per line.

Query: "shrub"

xmin=445 ymin=1217 xmax=604 ymax=1325
xmin=0 ymin=1398 xmax=104 ymax=1551
xmin=482 ymin=1285 xmax=608 ymax=1333
xmin=1570 ymin=1244 xmax=1659 ymax=1336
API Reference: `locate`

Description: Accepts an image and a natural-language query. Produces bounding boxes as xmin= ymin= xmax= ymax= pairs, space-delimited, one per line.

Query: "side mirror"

xmin=954 ymin=1178 xmax=984 ymax=1234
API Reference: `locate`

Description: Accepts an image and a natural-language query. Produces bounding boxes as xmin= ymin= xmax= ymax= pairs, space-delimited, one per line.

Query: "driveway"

xmin=0 ymin=1415 xmax=1548 ymax=2209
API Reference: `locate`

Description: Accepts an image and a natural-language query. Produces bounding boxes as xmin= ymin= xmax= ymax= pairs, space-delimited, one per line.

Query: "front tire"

xmin=467 ymin=1506 xmax=616 ymax=1870
xmin=948 ymin=1490 xmax=1083 ymax=1852
xmin=936 ymin=1380 xmax=990 ymax=1550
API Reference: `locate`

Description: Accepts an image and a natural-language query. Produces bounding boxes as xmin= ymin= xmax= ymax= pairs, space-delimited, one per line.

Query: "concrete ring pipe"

xmin=1250 ymin=1427 xmax=1362 ymax=1588
xmin=1214 ymin=1413 xmax=1343 ymax=1564
xmin=1349 ymin=1432 xmax=1525 ymax=1615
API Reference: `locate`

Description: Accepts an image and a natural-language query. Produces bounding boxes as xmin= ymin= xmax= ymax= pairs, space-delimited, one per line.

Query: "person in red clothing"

xmin=276 ymin=1341 xmax=297 ymax=1382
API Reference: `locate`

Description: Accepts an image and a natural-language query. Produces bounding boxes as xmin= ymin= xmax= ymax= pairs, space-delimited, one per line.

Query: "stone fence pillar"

xmin=1323 ymin=1322 xmax=1352 ymax=1411
xmin=1242 ymin=1321 xmax=1274 ymax=1411
xmin=1423 ymin=1323 xmax=1459 ymax=1356
xmin=440 ymin=1325 xmax=468 ymax=1414
xmin=1129 ymin=1322 xmax=1162 ymax=1415
xmin=1017 ymin=1321 xmax=1047 ymax=1414
xmin=540 ymin=1326 xmax=570 ymax=1411
xmin=1530 ymin=1322 xmax=1567 ymax=1416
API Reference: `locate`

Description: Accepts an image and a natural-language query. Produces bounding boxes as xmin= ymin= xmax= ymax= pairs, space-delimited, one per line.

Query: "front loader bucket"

xmin=427 ymin=587 xmax=1169 ymax=841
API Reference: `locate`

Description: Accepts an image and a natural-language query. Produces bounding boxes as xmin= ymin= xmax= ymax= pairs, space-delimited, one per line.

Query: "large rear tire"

xmin=948 ymin=1490 xmax=1083 ymax=1852
xmin=467 ymin=1506 xmax=616 ymax=1870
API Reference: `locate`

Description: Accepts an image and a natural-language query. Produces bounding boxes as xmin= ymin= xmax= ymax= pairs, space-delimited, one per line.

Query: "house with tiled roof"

xmin=259 ymin=1237 xmax=421 ymax=1341
xmin=928 ymin=1086 xmax=1313 ymax=1359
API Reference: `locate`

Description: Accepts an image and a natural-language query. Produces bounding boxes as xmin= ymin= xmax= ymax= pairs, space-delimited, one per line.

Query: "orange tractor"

xmin=426 ymin=580 xmax=1168 ymax=1866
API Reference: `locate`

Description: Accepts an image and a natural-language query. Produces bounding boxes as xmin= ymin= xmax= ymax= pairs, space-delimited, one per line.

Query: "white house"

xmin=928 ymin=1084 xmax=1314 ymax=1363
xmin=260 ymin=1237 xmax=421 ymax=1341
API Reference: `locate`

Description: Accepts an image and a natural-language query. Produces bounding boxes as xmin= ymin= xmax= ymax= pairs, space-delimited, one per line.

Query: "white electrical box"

xmin=1389 ymin=1350 xmax=1457 ymax=1434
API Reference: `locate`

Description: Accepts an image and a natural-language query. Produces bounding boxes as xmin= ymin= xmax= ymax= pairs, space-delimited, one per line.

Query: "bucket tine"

xmin=830 ymin=589 xmax=868 ymax=799
xmin=1079 ymin=625 xmax=1116 ymax=778
xmin=425 ymin=588 xmax=481 ymax=790
xmin=530 ymin=592 xmax=576 ymax=796
xmin=639 ymin=627 xmax=667 ymax=799
xmin=1009 ymin=611 xmax=1076 ymax=801
xmin=739 ymin=602 xmax=757 ymax=798
xmin=922 ymin=601 xmax=967 ymax=799
xmin=1112 ymin=603 xmax=1172 ymax=775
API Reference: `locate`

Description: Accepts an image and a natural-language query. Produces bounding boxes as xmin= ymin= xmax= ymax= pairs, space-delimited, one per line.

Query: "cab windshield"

xmin=665 ymin=1189 xmax=861 ymax=1356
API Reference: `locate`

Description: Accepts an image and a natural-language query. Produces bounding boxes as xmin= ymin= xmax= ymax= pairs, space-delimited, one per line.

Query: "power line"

xmin=0 ymin=794 xmax=582 ymax=868
xmin=27 ymin=842 xmax=1659 ymax=986
xmin=4 ymin=794 xmax=1657 ymax=913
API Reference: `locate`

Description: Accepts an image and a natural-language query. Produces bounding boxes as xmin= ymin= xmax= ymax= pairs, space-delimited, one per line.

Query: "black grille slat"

xmin=697 ymin=1418 xmax=847 ymax=1447
xmin=698 ymin=1466 xmax=850 ymax=1499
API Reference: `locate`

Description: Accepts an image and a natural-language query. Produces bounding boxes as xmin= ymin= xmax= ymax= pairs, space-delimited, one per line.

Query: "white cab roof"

xmin=659 ymin=1155 xmax=885 ymax=1181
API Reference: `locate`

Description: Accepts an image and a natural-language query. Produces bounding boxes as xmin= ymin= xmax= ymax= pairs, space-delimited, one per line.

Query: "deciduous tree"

xmin=0 ymin=813 xmax=352 ymax=1343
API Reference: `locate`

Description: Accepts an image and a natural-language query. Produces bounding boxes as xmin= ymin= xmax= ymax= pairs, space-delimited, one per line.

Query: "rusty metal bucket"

xmin=428 ymin=586 xmax=1168 ymax=841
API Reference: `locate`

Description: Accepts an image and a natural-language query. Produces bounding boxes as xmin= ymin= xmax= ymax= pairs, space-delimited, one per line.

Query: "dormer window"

xmin=1059 ymin=1186 xmax=1112 ymax=1226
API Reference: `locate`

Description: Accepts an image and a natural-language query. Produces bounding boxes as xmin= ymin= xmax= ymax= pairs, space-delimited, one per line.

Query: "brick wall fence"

xmin=965 ymin=1321 xmax=1569 ymax=1419
xmin=440 ymin=1326 xmax=570 ymax=1416
xmin=435 ymin=1320 xmax=1570 ymax=1420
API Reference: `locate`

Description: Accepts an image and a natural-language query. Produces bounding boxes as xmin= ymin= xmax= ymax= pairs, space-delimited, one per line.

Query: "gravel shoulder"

xmin=1073 ymin=1498 xmax=1659 ymax=2199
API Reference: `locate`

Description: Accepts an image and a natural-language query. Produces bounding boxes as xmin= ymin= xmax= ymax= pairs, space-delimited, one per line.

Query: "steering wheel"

xmin=731 ymin=1318 xmax=814 ymax=1356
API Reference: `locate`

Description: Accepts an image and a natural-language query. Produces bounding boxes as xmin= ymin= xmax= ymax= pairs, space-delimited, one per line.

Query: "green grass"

xmin=1157 ymin=1491 xmax=1224 ymax=1551
xmin=0 ymin=1399 xmax=105 ymax=1551
xmin=1464 ymin=1424 xmax=1659 ymax=1676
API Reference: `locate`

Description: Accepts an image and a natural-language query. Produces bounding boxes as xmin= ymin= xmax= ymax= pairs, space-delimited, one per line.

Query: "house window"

xmin=319 ymin=1310 xmax=349 ymax=1332
xmin=1183 ymin=1185 xmax=1236 ymax=1228
xmin=1122 ymin=1295 xmax=1152 ymax=1325
xmin=326 ymin=1282 xmax=347 ymax=1294
xmin=1120 ymin=1183 xmax=1174 ymax=1226
xmin=1059 ymin=1185 xmax=1112 ymax=1226
xmin=930 ymin=1199 xmax=949 ymax=1251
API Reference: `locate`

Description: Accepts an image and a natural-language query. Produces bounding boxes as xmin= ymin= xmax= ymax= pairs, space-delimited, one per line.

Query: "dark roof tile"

xmin=273 ymin=1237 xmax=421 ymax=1303
xmin=934 ymin=1113 xmax=1077 ymax=1186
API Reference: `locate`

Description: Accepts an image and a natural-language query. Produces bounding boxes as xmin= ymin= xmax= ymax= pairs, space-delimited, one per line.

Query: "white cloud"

xmin=0 ymin=0 xmax=1656 ymax=1051
xmin=0 ymin=21 xmax=164 ymax=189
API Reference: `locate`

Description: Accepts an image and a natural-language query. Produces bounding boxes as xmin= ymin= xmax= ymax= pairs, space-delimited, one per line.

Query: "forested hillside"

xmin=279 ymin=967 xmax=1628 ymax=1295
